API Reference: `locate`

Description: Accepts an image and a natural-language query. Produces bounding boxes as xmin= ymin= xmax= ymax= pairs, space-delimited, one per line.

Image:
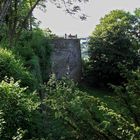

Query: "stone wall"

xmin=50 ymin=38 xmax=82 ymax=82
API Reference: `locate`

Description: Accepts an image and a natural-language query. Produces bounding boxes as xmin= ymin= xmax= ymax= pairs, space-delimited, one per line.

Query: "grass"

xmin=78 ymin=84 xmax=127 ymax=115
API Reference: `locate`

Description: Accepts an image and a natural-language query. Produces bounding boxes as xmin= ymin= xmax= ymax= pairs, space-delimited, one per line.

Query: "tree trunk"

xmin=15 ymin=0 xmax=41 ymax=44
xmin=0 ymin=0 xmax=12 ymax=25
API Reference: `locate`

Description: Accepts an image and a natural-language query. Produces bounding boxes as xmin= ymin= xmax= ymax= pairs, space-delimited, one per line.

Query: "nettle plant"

xmin=0 ymin=78 xmax=42 ymax=139
xmin=44 ymin=75 xmax=139 ymax=140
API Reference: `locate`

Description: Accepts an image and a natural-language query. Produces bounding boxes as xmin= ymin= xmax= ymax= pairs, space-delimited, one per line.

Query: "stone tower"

xmin=51 ymin=38 xmax=82 ymax=82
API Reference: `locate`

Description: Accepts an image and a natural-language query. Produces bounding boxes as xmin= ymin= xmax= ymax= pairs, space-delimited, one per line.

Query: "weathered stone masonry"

xmin=51 ymin=38 xmax=82 ymax=82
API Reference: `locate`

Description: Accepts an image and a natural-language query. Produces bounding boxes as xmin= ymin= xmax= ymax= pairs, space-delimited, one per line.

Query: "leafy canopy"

xmin=88 ymin=9 xmax=140 ymax=87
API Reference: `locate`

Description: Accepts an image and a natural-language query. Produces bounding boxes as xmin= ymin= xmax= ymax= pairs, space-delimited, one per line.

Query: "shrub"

xmin=0 ymin=78 xmax=40 ymax=139
xmin=0 ymin=74 xmax=139 ymax=139
xmin=14 ymin=29 xmax=52 ymax=84
xmin=112 ymin=69 xmax=140 ymax=127
xmin=45 ymin=75 xmax=140 ymax=140
xmin=0 ymin=48 xmax=37 ymax=90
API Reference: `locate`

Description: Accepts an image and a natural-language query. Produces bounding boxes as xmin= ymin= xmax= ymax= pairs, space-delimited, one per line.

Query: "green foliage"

xmin=0 ymin=74 xmax=139 ymax=139
xmin=88 ymin=9 xmax=140 ymax=87
xmin=44 ymin=75 xmax=140 ymax=140
xmin=14 ymin=29 xmax=52 ymax=85
xmin=112 ymin=69 xmax=140 ymax=127
xmin=0 ymin=78 xmax=41 ymax=139
xmin=0 ymin=48 xmax=37 ymax=90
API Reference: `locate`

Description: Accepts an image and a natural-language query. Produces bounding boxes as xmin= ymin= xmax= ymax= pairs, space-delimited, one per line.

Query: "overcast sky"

xmin=34 ymin=0 xmax=140 ymax=37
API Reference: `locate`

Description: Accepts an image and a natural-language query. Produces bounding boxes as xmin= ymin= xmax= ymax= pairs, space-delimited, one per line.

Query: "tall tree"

xmin=88 ymin=10 xmax=140 ymax=87
xmin=0 ymin=0 xmax=89 ymax=47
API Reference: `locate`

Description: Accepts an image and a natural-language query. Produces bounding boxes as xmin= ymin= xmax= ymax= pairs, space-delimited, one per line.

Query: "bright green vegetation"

xmin=0 ymin=48 xmax=37 ymax=90
xmin=13 ymin=29 xmax=52 ymax=85
xmin=43 ymin=75 xmax=140 ymax=139
xmin=0 ymin=74 xmax=139 ymax=139
xmin=0 ymin=1 xmax=140 ymax=139
xmin=0 ymin=79 xmax=41 ymax=139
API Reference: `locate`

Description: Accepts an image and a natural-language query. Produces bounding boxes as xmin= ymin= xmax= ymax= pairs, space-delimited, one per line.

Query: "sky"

xmin=34 ymin=0 xmax=140 ymax=37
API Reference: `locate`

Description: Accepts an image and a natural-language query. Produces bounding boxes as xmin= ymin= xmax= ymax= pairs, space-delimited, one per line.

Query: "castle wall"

xmin=51 ymin=39 xmax=82 ymax=82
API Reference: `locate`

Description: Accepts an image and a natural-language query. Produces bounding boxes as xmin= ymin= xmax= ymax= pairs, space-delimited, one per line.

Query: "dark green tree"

xmin=88 ymin=9 xmax=140 ymax=87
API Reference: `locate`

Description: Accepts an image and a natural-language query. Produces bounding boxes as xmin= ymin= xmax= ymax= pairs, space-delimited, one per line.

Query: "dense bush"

xmin=0 ymin=78 xmax=42 ymax=139
xmin=88 ymin=10 xmax=140 ymax=87
xmin=0 ymin=74 xmax=139 ymax=139
xmin=0 ymin=48 xmax=37 ymax=90
xmin=14 ymin=29 xmax=52 ymax=84
xmin=112 ymin=69 xmax=140 ymax=127
xmin=44 ymin=75 xmax=140 ymax=140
